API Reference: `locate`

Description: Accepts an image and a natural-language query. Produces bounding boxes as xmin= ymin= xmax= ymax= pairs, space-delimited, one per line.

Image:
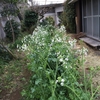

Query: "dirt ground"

xmin=83 ymin=45 xmax=100 ymax=100
xmin=85 ymin=48 xmax=100 ymax=85
xmin=72 ymin=34 xmax=100 ymax=99
xmin=0 ymin=68 xmax=30 ymax=100
xmin=69 ymin=34 xmax=100 ymax=98
xmin=77 ymin=40 xmax=100 ymax=86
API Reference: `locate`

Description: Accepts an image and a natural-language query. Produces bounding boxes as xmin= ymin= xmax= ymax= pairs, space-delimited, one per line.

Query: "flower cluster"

xmin=68 ymin=38 xmax=77 ymax=48
xmin=17 ymin=25 xmax=89 ymax=62
xmin=76 ymin=47 xmax=88 ymax=56
xmin=58 ymin=25 xmax=66 ymax=33
xmin=20 ymin=25 xmax=91 ymax=100
xmin=56 ymin=77 xmax=65 ymax=86
xmin=17 ymin=26 xmax=49 ymax=51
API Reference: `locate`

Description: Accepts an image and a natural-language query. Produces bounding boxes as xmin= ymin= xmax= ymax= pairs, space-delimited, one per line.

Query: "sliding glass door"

xmin=82 ymin=0 xmax=100 ymax=40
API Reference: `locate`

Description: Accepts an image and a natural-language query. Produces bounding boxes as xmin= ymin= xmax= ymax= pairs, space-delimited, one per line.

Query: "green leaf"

xmin=35 ymin=79 xmax=42 ymax=85
xmin=48 ymin=96 xmax=53 ymax=100
xmin=52 ymin=58 xmax=57 ymax=62
xmin=31 ymin=88 xmax=35 ymax=93
xmin=21 ymin=90 xmax=26 ymax=96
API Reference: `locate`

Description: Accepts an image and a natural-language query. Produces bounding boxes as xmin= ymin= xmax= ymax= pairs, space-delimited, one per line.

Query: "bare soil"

xmin=77 ymin=40 xmax=100 ymax=88
xmin=68 ymin=34 xmax=100 ymax=99
xmin=0 ymin=68 xmax=30 ymax=100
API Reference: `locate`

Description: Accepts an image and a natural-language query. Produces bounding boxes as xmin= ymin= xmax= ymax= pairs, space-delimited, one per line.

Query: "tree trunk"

xmin=8 ymin=16 xmax=15 ymax=43
xmin=17 ymin=12 xmax=23 ymax=21
xmin=0 ymin=41 xmax=17 ymax=59
xmin=15 ymin=4 xmax=23 ymax=21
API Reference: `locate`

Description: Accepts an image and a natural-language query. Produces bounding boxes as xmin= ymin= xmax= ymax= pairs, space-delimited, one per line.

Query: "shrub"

xmin=9 ymin=39 xmax=23 ymax=49
xmin=40 ymin=16 xmax=55 ymax=26
xmin=60 ymin=0 xmax=76 ymax=33
xmin=4 ymin=19 xmax=20 ymax=41
xmin=23 ymin=9 xmax=38 ymax=32
xmin=9 ymin=32 xmax=28 ymax=49
xmin=0 ymin=45 xmax=13 ymax=62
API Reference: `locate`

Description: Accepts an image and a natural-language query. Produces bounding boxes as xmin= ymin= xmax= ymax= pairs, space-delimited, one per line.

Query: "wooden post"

xmin=75 ymin=0 xmax=82 ymax=34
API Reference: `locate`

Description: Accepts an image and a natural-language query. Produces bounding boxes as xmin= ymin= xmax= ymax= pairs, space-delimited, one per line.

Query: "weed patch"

xmin=16 ymin=25 xmax=100 ymax=100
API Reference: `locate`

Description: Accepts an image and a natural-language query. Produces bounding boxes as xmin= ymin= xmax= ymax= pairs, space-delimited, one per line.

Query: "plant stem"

xmin=82 ymin=47 xmax=87 ymax=92
xmin=90 ymin=86 xmax=100 ymax=100
xmin=65 ymin=85 xmax=81 ymax=100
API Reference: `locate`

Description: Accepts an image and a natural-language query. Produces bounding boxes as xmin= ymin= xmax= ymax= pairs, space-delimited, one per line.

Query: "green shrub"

xmin=9 ymin=31 xmax=29 ymax=49
xmin=23 ymin=9 xmax=38 ymax=32
xmin=21 ymin=21 xmax=27 ymax=32
xmin=40 ymin=16 xmax=55 ymax=26
xmin=0 ymin=45 xmax=13 ymax=62
xmin=60 ymin=0 xmax=76 ymax=33
xmin=9 ymin=39 xmax=22 ymax=49
xmin=4 ymin=19 xmax=20 ymax=41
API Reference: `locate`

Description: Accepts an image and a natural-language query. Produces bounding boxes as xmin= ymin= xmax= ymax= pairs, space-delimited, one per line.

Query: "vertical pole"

xmin=75 ymin=0 xmax=81 ymax=34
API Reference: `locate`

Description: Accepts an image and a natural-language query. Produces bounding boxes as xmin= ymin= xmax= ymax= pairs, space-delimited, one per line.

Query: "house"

xmin=39 ymin=3 xmax=64 ymax=25
xmin=70 ymin=0 xmax=100 ymax=47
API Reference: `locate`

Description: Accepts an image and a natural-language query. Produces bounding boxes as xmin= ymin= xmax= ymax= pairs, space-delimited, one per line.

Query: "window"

xmin=87 ymin=0 xmax=91 ymax=16
xmin=93 ymin=0 xmax=98 ymax=15
xmin=82 ymin=0 xmax=100 ymax=40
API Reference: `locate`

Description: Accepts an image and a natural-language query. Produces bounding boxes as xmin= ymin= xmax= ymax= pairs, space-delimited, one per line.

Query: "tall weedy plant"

xmin=17 ymin=25 xmax=99 ymax=100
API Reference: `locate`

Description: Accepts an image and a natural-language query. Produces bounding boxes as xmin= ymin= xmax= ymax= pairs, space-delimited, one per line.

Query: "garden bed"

xmin=0 ymin=26 xmax=100 ymax=100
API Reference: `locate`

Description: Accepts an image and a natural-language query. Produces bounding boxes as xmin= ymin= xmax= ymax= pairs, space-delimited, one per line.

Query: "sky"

xmin=30 ymin=0 xmax=65 ymax=5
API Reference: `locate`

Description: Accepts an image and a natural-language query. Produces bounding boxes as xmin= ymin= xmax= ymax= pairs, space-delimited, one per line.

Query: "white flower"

xmin=59 ymin=58 xmax=63 ymax=62
xmin=66 ymin=50 xmax=68 ymax=53
xmin=65 ymin=66 xmax=68 ymax=69
xmin=52 ymin=39 xmax=54 ymax=42
xmin=56 ymin=52 xmax=60 ymax=56
xmin=61 ymin=79 xmax=65 ymax=82
xmin=65 ymin=58 xmax=68 ymax=61
xmin=17 ymin=44 xmax=19 ymax=48
xmin=55 ymin=80 xmax=58 ymax=84
xmin=70 ymin=66 xmax=72 ymax=68
xmin=61 ymin=82 xmax=64 ymax=86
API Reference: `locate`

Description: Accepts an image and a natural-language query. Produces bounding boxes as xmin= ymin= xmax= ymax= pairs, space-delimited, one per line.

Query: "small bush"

xmin=23 ymin=9 xmax=38 ymax=32
xmin=4 ymin=19 xmax=20 ymax=41
xmin=9 ymin=32 xmax=28 ymax=49
xmin=0 ymin=45 xmax=13 ymax=62
xmin=9 ymin=39 xmax=22 ymax=49
xmin=60 ymin=0 xmax=76 ymax=33
xmin=40 ymin=16 xmax=55 ymax=26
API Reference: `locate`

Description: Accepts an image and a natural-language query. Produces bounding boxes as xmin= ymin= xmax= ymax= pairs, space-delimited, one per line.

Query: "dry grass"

xmin=67 ymin=34 xmax=100 ymax=94
xmin=69 ymin=33 xmax=100 ymax=95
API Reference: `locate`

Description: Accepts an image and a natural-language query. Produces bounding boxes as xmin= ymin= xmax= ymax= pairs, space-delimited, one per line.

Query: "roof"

xmin=69 ymin=0 xmax=78 ymax=4
xmin=39 ymin=3 xmax=63 ymax=8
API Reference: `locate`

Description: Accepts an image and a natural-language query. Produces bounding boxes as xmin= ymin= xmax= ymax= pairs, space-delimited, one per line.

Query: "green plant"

xmin=17 ymin=25 xmax=100 ymax=100
xmin=60 ymin=0 xmax=76 ymax=33
xmin=1 ymin=4 xmax=18 ymax=17
xmin=23 ymin=9 xmax=38 ymax=33
xmin=4 ymin=19 xmax=20 ymax=41
xmin=9 ymin=39 xmax=22 ymax=49
xmin=40 ymin=16 xmax=55 ymax=26
xmin=0 ymin=45 xmax=13 ymax=61
xmin=9 ymin=32 xmax=28 ymax=49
